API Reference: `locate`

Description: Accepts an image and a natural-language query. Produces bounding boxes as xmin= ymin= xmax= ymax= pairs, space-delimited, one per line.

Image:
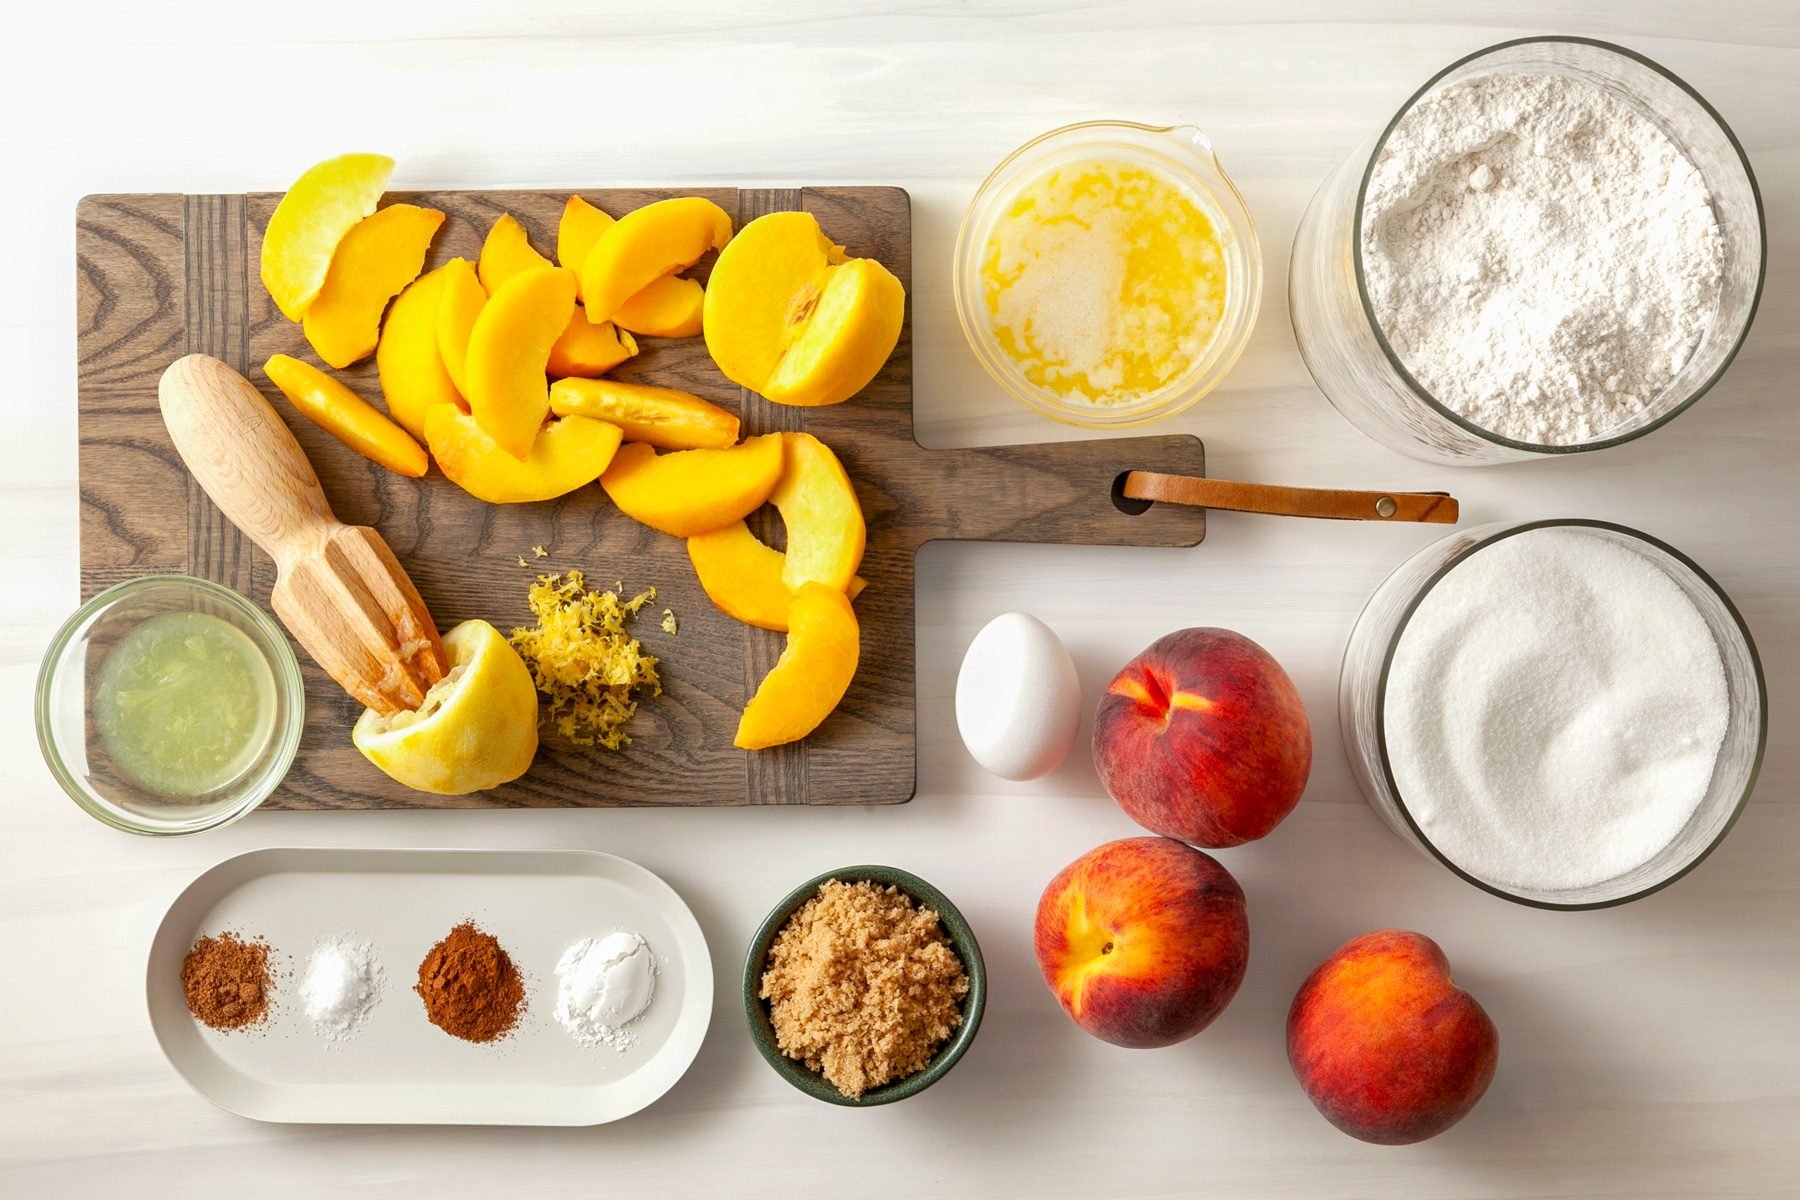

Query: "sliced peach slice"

xmin=560 ymin=196 xmax=706 ymax=338
xmin=579 ymin=196 xmax=733 ymax=322
xmin=615 ymin=275 xmax=705 ymax=339
xmin=301 ymin=203 xmax=444 ymax=369
xmin=261 ymin=152 xmax=394 ymax=322
xmin=547 ymin=311 xmax=638 ymax=379
xmin=475 ymin=204 xmax=637 ymax=377
xmin=558 ymin=196 xmax=615 ymax=294
xmin=464 ymin=266 xmax=578 ymax=459
xmin=434 ymin=257 xmax=485 ymax=398
xmin=598 ymin=433 xmax=783 ymax=537
xmin=264 ymin=353 xmax=427 ymax=478
xmin=770 ymin=432 xmax=865 ymax=591
xmin=478 ymin=212 xmax=554 ymax=294
xmin=734 ymin=582 xmax=861 ymax=750
xmin=426 ymin=406 xmax=621 ymax=504
xmin=376 ymin=261 xmax=466 ymax=440
xmin=687 ymin=519 xmax=866 ymax=631
xmin=549 ymin=378 xmax=739 ymax=450
xmin=704 ymin=211 xmax=904 ymax=407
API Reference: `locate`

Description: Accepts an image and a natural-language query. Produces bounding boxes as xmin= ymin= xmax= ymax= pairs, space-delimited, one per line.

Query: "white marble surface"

xmin=3 ymin=2 xmax=1796 ymax=1196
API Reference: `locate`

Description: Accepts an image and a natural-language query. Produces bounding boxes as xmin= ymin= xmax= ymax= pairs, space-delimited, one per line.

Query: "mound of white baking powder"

xmin=300 ymin=936 xmax=385 ymax=1042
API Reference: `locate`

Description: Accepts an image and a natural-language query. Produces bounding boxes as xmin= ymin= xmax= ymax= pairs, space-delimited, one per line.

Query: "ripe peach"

xmin=1093 ymin=628 xmax=1311 ymax=848
xmin=1033 ymin=837 xmax=1248 ymax=1048
xmin=1287 ymin=930 xmax=1499 ymax=1145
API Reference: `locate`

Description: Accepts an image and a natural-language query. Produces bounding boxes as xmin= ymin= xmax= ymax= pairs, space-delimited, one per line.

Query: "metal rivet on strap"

xmin=1375 ymin=496 xmax=1398 ymax=518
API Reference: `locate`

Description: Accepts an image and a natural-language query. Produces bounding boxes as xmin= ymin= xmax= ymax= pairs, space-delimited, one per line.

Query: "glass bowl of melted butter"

xmin=37 ymin=575 xmax=305 ymax=835
xmin=955 ymin=121 xmax=1262 ymax=429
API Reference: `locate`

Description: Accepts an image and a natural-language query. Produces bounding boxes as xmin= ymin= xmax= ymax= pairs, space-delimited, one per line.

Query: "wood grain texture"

xmin=16 ymin=5 xmax=1800 ymax=1198
xmin=77 ymin=185 xmax=1208 ymax=809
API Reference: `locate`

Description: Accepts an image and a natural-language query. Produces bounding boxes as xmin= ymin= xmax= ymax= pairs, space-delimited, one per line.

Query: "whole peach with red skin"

xmin=1033 ymin=836 xmax=1248 ymax=1048
xmin=1093 ymin=627 xmax=1311 ymax=848
xmin=1287 ymin=930 xmax=1499 ymax=1145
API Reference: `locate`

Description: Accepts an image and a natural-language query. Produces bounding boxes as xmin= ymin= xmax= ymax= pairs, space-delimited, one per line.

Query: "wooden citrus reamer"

xmin=158 ymin=354 xmax=447 ymax=715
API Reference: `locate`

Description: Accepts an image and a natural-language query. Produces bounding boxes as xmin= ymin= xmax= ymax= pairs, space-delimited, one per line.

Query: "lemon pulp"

xmin=979 ymin=157 xmax=1228 ymax=407
xmin=92 ymin=611 xmax=276 ymax=797
xmin=352 ymin=620 xmax=538 ymax=796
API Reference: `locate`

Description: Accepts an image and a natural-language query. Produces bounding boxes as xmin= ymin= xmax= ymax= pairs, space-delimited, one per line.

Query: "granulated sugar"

xmin=1362 ymin=71 xmax=1724 ymax=445
xmin=1383 ymin=528 xmax=1728 ymax=891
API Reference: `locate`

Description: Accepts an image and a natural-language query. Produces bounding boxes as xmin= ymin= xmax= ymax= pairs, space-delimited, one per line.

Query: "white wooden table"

xmin=4 ymin=2 xmax=1795 ymax=1195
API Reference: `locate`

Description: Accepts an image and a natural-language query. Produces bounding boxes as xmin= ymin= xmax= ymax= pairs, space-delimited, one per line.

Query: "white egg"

xmin=955 ymin=612 xmax=1082 ymax=782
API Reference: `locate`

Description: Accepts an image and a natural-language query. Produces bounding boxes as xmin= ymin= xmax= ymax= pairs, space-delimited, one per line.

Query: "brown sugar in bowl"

xmin=742 ymin=865 xmax=987 ymax=1106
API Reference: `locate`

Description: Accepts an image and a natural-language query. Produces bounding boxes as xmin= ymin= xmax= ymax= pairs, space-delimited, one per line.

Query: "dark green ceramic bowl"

xmin=742 ymin=864 xmax=986 ymax=1106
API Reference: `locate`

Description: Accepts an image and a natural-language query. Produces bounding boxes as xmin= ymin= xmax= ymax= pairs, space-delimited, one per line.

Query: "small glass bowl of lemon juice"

xmin=955 ymin=121 xmax=1263 ymax=429
xmin=37 ymin=576 xmax=304 ymax=835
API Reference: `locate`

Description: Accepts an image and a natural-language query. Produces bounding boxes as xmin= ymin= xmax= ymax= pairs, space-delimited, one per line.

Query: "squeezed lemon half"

xmin=352 ymin=619 xmax=539 ymax=795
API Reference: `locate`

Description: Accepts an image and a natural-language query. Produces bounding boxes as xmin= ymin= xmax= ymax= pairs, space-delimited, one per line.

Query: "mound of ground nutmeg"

xmin=415 ymin=921 xmax=526 ymax=1043
xmin=759 ymin=880 xmax=969 ymax=1099
xmin=181 ymin=932 xmax=274 ymax=1031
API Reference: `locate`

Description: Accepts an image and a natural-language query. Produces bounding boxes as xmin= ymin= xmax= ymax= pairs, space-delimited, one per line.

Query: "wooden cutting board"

xmin=75 ymin=186 xmax=1206 ymax=809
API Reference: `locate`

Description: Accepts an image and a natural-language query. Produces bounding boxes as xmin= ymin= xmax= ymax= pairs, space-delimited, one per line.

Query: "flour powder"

xmin=1361 ymin=71 xmax=1725 ymax=444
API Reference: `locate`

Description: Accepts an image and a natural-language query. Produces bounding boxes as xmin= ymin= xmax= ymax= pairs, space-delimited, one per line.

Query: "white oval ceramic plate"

xmin=147 ymin=846 xmax=712 ymax=1125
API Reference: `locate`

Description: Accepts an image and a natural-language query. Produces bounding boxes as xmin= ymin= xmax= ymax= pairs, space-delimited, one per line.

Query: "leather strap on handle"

xmin=1122 ymin=471 xmax=1459 ymax=524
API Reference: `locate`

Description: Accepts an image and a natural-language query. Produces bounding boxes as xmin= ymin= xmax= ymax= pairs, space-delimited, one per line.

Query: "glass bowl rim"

xmin=740 ymin=864 xmax=987 ymax=1105
xmin=35 ymin=573 xmax=307 ymax=837
xmin=1349 ymin=35 xmax=1769 ymax=455
xmin=952 ymin=118 xmax=1264 ymax=431
xmin=1369 ymin=517 xmax=1767 ymax=910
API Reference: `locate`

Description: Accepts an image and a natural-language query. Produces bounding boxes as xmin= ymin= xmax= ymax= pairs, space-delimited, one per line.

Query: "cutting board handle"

xmin=158 ymin=353 xmax=339 ymax=565
xmin=905 ymin=434 xmax=1210 ymax=548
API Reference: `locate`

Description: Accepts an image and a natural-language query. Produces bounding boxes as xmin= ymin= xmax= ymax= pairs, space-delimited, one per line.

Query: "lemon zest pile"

xmin=508 ymin=571 xmax=662 ymax=750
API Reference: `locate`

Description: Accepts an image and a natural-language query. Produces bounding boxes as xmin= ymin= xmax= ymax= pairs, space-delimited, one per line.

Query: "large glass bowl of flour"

xmin=1290 ymin=38 xmax=1765 ymax=465
xmin=1339 ymin=520 xmax=1765 ymax=908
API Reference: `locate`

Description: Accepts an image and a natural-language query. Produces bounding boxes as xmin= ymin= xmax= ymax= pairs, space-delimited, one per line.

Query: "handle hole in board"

xmin=1111 ymin=472 xmax=1152 ymax=516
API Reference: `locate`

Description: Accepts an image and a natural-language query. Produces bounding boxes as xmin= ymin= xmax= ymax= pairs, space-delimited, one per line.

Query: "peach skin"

xmin=1287 ymin=931 xmax=1498 ymax=1145
xmin=1034 ymin=836 xmax=1248 ymax=1049
xmin=1093 ymin=628 xmax=1311 ymax=848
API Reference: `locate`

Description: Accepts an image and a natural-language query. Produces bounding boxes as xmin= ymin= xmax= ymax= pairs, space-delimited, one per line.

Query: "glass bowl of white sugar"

xmin=1290 ymin=37 xmax=1765 ymax=465
xmin=1339 ymin=520 xmax=1765 ymax=908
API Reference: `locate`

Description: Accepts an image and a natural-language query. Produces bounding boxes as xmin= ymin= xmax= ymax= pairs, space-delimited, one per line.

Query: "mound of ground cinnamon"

xmin=759 ymin=880 xmax=969 ymax=1099
xmin=415 ymin=921 xmax=526 ymax=1043
xmin=181 ymin=932 xmax=274 ymax=1031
